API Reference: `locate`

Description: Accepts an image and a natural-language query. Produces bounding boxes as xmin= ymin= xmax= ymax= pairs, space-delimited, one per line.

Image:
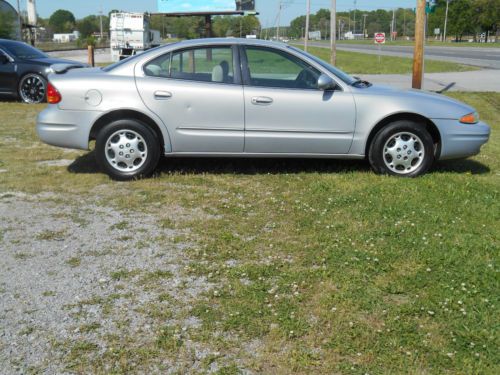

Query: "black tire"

xmin=368 ymin=120 xmax=435 ymax=177
xmin=18 ymin=73 xmax=47 ymax=104
xmin=95 ymin=119 xmax=161 ymax=181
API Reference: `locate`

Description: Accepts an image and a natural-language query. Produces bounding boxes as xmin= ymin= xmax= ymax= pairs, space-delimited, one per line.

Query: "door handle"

xmin=154 ymin=90 xmax=172 ymax=100
xmin=251 ymin=96 xmax=273 ymax=105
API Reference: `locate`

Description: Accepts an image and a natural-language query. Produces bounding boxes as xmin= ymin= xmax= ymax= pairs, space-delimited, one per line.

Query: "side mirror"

xmin=318 ymin=74 xmax=336 ymax=91
xmin=0 ymin=54 xmax=10 ymax=64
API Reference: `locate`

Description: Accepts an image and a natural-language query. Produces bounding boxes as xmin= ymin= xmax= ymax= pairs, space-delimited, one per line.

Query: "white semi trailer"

xmin=110 ymin=12 xmax=162 ymax=62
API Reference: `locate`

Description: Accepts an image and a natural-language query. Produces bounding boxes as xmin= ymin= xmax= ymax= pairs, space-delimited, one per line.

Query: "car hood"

xmin=356 ymin=83 xmax=475 ymax=118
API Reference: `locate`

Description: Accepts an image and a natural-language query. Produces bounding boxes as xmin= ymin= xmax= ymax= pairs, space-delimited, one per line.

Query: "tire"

xmin=18 ymin=73 xmax=47 ymax=104
xmin=368 ymin=120 xmax=435 ymax=177
xmin=95 ymin=119 xmax=161 ymax=180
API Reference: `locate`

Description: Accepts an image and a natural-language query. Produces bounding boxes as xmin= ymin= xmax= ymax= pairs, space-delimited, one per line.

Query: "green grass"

xmin=301 ymin=46 xmax=478 ymax=74
xmin=0 ymin=93 xmax=498 ymax=373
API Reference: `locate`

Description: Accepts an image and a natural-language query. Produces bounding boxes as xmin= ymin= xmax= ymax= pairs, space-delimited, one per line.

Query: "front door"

xmin=0 ymin=50 xmax=16 ymax=95
xmin=242 ymin=46 xmax=356 ymax=154
xmin=135 ymin=45 xmax=244 ymax=153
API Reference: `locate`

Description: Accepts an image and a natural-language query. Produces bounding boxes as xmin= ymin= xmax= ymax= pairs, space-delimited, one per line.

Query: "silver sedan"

xmin=36 ymin=38 xmax=490 ymax=180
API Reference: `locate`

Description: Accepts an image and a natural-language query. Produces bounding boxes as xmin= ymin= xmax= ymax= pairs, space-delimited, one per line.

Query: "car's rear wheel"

xmin=368 ymin=120 xmax=435 ymax=177
xmin=18 ymin=73 xmax=46 ymax=104
xmin=95 ymin=119 xmax=161 ymax=180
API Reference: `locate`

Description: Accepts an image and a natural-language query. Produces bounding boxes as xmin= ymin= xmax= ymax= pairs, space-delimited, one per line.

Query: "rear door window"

xmin=145 ymin=47 xmax=235 ymax=84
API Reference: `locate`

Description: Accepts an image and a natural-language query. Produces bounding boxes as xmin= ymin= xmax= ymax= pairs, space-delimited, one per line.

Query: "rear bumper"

xmin=434 ymin=119 xmax=491 ymax=160
xmin=36 ymin=106 xmax=100 ymax=150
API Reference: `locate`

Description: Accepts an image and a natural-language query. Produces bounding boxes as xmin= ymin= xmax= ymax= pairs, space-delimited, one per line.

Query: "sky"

xmin=7 ymin=0 xmax=417 ymax=26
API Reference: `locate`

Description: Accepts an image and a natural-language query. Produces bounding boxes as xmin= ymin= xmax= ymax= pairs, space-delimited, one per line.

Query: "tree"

xmin=77 ymin=15 xmax=103 ymax=38
xmin=447 ymin=0 xmax=474 ymax=41
xmin=49 ymin=9 xmax=76 ymax=33
xmin=0 ymin=11 xmax=16 ymax=39
xmin=475 ymin=0 xmax=500 ymax=42
xmin=239 ymin=15 xmax=260 ymax=36
xmin=212 ymin=15 xmax=260 ymax=38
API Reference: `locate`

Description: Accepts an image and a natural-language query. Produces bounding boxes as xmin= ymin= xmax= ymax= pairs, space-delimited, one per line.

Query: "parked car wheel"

xmin=95 ymin=119 xmax=161 ymax=180
xmin=369 ymin=121 xmax=435 ymax=177
xmin=18 ymin=73 xmax=46 ymax=104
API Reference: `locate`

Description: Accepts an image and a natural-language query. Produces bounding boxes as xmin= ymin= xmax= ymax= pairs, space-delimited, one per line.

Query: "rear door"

xmin=241 ymin=46 xmax=356 ymax=154
xmin=135 ymin=45 xmax=244 ymax=153
xmin=0 ymin=49 xmax=17 ymax=95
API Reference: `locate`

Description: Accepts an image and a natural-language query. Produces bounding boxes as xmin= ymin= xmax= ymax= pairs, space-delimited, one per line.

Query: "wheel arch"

xmin=89 ymin=109 xmax=170 ymax=153
xmin=365 ymin=112 xmax=441 ymax=158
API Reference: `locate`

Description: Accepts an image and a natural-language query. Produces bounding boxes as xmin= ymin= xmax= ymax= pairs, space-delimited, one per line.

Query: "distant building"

xmin=53 ymin=31 xmax=81 ymax=43
xmin=0 ymin=0 xmax=21 ymax=40
xmin=309 ymin=31 xmax=321 ymax=41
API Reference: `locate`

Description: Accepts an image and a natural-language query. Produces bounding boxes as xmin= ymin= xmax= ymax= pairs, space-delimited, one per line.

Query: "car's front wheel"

xmin=95 ymin=119 xmax=161 ymax=180
xmin=368 ymin=120 xmax=435 ymax=177
xmin=18 ymin=73 xmax=47 ymax=104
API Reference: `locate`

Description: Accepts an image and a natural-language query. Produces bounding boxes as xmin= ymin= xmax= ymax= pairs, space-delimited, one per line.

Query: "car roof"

xmin=172 ymin=37 xmax=290 ymax=49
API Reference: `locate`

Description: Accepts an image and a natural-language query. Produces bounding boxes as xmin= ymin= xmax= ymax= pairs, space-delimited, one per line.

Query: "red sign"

xmin=374 ymin=32 xmax=386 ymax=44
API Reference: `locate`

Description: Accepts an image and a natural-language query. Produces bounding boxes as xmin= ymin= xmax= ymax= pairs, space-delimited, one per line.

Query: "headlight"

xmin=460 ymin=112 xmax=479 ymax=124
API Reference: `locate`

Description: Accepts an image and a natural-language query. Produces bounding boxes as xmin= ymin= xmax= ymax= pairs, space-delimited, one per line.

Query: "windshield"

xmin=3 ymin=42 xmax=47 ymax=60
xmin=288 ymin=46 xmax=357 ymax=85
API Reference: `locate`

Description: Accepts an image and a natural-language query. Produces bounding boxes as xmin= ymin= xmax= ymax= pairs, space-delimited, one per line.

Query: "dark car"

xmin=0 ymin=39 xmax=86 ymax=103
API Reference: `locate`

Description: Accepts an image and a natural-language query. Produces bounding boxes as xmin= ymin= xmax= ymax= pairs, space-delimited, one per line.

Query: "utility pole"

xmin=391 ymin=8 xmax=396 ymax=41
xmin=403 ymin=8 xmax=407 ymax=38
xmin=412 ymin=0 xmax=426 ymax=89
xmin=362 ymin=14 xmax=367 ymax=38
xmin=330 ymin=0 xmax=337 ymax=65
xmin=353 ymin=0 xmax=357 ymax=34
xmin=16 ymin=0 xmax=22 ymax=39
xmin=99 ymin=5 xmax=103 ymax=40
xmin=305 ymin=0 xmax=311 ymax=51
xmin=276 ymin=1 xmax=282 ymax=40
xmin=443 ymin=0 xmax=450 ymax=42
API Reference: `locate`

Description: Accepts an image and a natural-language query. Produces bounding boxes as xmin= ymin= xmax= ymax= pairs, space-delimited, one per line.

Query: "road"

xmin=307 ymin=42 xmax=500 ymax=69
xmin=47 ymin=48 xmax=111 ymax=64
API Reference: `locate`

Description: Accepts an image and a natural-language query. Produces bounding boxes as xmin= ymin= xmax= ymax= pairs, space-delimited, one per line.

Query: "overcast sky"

xmin=7 ymin=0 xmax=416 ymax=26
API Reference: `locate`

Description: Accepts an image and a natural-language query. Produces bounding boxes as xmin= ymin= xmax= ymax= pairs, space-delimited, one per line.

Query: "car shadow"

xmin=67 ymin=150 xmax=370 ymax=175
xmin=67 ymin=151 xmax=490 ymax=176
xmin=432 ymin=159 xmax=490 ymax=175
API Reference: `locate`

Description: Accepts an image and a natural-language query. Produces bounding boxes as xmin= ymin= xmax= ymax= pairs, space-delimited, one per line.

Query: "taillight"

xmin=47 ymin=82 xmax=61 ymax=104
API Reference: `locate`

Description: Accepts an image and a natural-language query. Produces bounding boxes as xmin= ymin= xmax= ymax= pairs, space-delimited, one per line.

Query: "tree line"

xmin=285 ymin=0 xmax=499 ymax=42
xmin=10 ymin=9 xmax=260 ymax=42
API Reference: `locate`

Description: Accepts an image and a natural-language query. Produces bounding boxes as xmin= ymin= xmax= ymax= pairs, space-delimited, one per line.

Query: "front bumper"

xmin=434 ymin=119 xmax=491 ymax=160
xmin=36 ymin=106 xmax=101 ymax=150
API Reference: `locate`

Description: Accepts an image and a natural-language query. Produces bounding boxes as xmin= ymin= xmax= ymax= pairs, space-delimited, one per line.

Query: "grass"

xmin=300 ymin=46 xmax=478 ymax=74
xmin=0 ymin=93 xmax=498 ymax=373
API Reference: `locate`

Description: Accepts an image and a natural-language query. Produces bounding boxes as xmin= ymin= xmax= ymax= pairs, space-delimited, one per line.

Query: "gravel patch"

xmin=36 ymin=160 xmax=74 ymax=167
xmin=0 ymin=193 xmax=213 ymax=374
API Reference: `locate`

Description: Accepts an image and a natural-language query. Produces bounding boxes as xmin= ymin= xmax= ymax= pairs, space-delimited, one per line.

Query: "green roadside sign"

xmin=426 ymin=0 xmax=437 ymax=14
